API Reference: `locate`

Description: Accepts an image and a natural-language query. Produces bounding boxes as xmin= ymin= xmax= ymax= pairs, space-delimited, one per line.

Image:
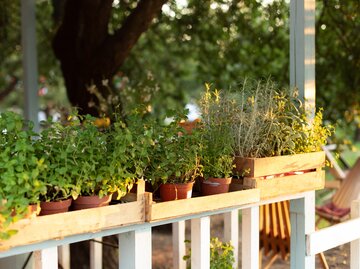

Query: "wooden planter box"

xmin=0 ymin=181 xmax=146 ymax=251
xmin=234 ymin=151 xmax=325 ymax=199
xmin=145 ymin=187 xmax=260 ymax=222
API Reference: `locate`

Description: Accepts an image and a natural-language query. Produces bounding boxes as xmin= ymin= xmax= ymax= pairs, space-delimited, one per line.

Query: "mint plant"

xmin=0 ymin=112 xmax=46 ymax=239
xmin=144 ymin=112 xmax=202 ymax=188
xmin=37 ymin=116 xmax=81 ymax=202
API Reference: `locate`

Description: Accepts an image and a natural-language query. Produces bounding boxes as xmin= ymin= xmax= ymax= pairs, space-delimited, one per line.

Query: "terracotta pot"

xmin=40 ymin=198 xmax=72 ymax=216
xmin=159 ymin=182 xmax=194 ymax=202
xmin=72 ymin=195 xmax=112 ymax=210
xmin=201 ymin=177 xmax=232 ymax=196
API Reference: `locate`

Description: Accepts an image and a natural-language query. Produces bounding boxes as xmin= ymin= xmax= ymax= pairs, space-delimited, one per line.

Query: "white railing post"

xmin=90 ymin=238 xmax=103 ymax=269
xmin=58 ymin=245 xmax=70 ymax=269
xmin=118 ymin=228 xmax=152 ymax=269
xmin=173 ymin=221 xmax=186 ymax=269
xmin=241 ymin=206 xmax=259 ymax=269
xmin=290 ymin=191 xmax=315 ymax=269
xmin=34 ymin=247 xmax=58 ymax=269
xmin=191 ymin=217 xmax=210 ymax=269
xmin=351 ymin=200 xmax=360 ymax=269
xmin=224 ymin=210 xmax=239 ymax=269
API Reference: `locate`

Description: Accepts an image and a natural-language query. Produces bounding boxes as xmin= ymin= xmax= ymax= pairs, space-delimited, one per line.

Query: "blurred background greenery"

xmin=0 ymin=0 xmax=358 ymax=144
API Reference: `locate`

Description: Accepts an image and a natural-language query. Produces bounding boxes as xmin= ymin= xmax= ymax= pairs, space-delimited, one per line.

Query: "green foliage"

xmin=62 ymin=114 xmax=135 ymax=199
xmin=71 ymin=116 xmax=112 ymax=197
xmin=0 ymin=112 xmax=46 ymax=239
xmin=294 ymin=108 xmax=334 ymax=154
xmin=122 ymin=0 xmax=290 ymax=115
xmin=144 ymin=111 xmax=202 ymax=187
xmin=183 ymin=237 xmax=235 ymax=269
xmin=0 ymin=0 xmax=67 ymax=112
xmin=1 ymin=0 xmax=358 ymax=141
xmin=199 ymin=84 xmax=235 ymax=178
xmin=106 ymin=115 xmax=153 ymax=199
xmin=316 ymin=0 xmax=360 ymax=132
xmin=201 ymin=78 xmax=334 ymax=158
xmin=38 ymin=117 xmax=82 ymax=201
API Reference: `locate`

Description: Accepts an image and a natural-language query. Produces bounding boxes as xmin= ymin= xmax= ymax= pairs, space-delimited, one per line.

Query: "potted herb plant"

xmin=221 ymin=78 xmax=332 ymax=198
xmin=199 ymin=86 xmax=235 ymax=195
xmin=124 ymin=111 xmax=157 ymax=194
xmin=147 ymin=114 xmax=202 ymax=201
xmin=70 ymin=115 xmax=115 ymax=210
xmin=36 ymin=118 xmax=81 ymax=215
xmin=0 ymin=112 xmax=47 ymax=238
xmin=105 ymin=116 xmax=143 ymax=200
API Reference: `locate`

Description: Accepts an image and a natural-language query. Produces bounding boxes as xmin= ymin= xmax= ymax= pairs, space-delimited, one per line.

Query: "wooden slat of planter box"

xmin=146 ymin=188 xmax=260 ymax=222
xmin=0 ymin=181 xmax=146 ymax=251
xmin=244 ymin=170 xmax=325 ymax=199
xmin=234 ymin=151 xmax=325 ymax=178
xmin=0 ymin=198 xmax=145 ymax=251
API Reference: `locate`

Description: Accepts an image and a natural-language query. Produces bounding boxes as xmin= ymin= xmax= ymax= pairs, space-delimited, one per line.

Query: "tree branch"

xmin=105 ymin=0 xmax=168 ymax=73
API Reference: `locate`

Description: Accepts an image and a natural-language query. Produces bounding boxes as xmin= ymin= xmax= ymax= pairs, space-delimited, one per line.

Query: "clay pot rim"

xmin=40 ymin=198 xmax=72 ymax=209
xmin=204 ymin=177 xmax=232 ymax=184
xmin=40 ymin=197 xmax=72 ymax=203
xmin=161 ymin=181 xmax=195 ymax=186
xmin=73 ymin=194 xmax=112 ymax=205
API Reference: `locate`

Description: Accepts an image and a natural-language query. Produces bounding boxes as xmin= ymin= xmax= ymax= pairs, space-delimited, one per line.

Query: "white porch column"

xmin=290 ymin=0 xmax=316 ymax=117
xmin=21 ymin=0 xmax=39 ymax=132
xmin=224 ymin=210 xmax=239 ymax=269
xmin=241 ymin=206 xmax=259 ymax=269
xmin=351 ymin=200 xmax=360 ymax=269
xmin=290 ymin=192 xmax=315 ymax=269
xmin=191 ymin=217 xmax=210 ymax=269
xmin=118 ymin=228 xmax=152 ymax=269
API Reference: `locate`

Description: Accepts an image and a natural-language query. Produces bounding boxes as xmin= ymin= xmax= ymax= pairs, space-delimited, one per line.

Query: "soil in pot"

xmin=40 ymin=198 xmax=72 ymax=216
xmin=72 ymin=195 xmax=112 ymax=210
xmin=160 ymin=182 xmax=194 ymax=202
xmin=201 ymin=177 xmax=232 ymax=196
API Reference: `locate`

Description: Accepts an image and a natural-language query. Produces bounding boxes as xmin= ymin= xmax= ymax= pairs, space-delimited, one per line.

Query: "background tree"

xmin=0 ymin=0 xmax=358 ymax=126
xmin=316 ymin=0 xmax=360 ymax=140
xmin=52 ymin=0 xmax=168 ymax=116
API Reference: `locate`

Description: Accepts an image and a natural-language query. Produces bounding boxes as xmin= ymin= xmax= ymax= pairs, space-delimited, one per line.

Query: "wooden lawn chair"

xmin=259 ymin=201 xmax=291 ymax=268
xmin=321 ymin=144 xmax=350 ymax=190
xmin=316 ymin=157 xmax=360 ymax=225
xmin=260 ymin=200 xmax=330 ymax=269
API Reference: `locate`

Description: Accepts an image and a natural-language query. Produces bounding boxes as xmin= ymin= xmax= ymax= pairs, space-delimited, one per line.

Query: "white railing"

xmin=307 ymin=200 xmax=360 ymax=269
xmin=0 ymin=191 xmax=319 ymax=269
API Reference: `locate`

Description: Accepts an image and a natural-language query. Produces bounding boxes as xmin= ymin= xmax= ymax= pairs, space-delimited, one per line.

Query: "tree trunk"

xmin=54 ymin=0 xmax=167 ymax=267
xmin=52 ymin=0 xmax=168 ymax=116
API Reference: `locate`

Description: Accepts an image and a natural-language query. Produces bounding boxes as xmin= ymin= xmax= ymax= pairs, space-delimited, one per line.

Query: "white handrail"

xmin=306 ymin=200 xmax=360 ymax=269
